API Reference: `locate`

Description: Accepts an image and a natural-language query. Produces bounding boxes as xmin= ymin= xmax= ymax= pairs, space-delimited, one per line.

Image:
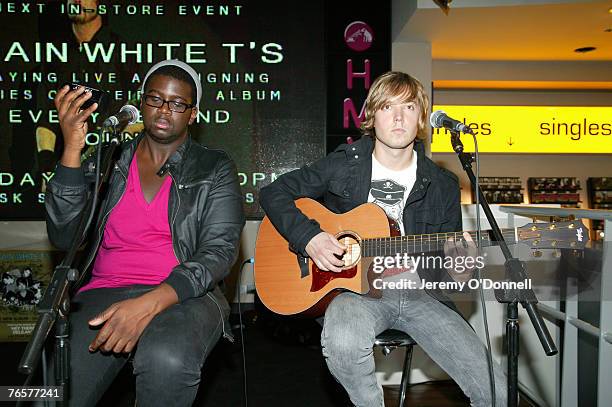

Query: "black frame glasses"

xmin=144 ymin=95 xmax=194 ymax=113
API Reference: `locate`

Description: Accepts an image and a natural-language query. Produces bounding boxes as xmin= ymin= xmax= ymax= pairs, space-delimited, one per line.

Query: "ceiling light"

xmin=433 ymin=0 xmax=451 ymax=14
xmin=574 ymin=47 xmax=596 ymax=53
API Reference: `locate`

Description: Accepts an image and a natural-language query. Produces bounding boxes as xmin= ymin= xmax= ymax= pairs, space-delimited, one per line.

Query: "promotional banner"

xmin=0 ymin=0 xmax=329 ymax=219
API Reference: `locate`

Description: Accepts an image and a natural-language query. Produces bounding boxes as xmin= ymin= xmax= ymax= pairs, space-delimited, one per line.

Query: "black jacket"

xmin=259 ymin=135 xmax=463 ymax=308
xmin=45 ymin=135 xmax=245 ymax=340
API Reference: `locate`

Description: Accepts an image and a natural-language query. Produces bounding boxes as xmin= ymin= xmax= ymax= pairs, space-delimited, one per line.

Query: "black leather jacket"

xmin=259 ymin=135 xmax=463 ymax=309
xmin=45 ymin=135 xmax=245 ymax=340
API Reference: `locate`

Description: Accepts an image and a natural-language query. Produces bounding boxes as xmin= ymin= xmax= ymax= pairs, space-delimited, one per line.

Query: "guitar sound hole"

xmin=334 ymin=231 xmax=361 ymax=269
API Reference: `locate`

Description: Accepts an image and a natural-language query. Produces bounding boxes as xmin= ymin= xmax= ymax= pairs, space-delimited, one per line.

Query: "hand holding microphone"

xmin=55 ymin=84 xmax=100 ymax=168
xmin=55 ymin=82 xmax=139 ymax=168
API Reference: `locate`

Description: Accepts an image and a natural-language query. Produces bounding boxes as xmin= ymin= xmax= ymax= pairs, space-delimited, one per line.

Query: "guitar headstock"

xmin=517 ymin=221 xmax=590 ymax=250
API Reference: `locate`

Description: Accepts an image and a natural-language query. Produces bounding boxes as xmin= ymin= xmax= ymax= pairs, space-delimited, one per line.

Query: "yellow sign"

xmin=430 ymin=105 xmax=612 ymax=154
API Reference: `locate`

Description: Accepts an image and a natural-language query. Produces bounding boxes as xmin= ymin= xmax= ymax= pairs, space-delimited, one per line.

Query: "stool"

xmin=374 ymin=329 xmax=416 ymax=407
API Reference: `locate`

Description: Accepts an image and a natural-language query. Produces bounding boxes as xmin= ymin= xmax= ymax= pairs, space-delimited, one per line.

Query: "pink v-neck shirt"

xmin=79 ymin=155 xmax=178 ymax=292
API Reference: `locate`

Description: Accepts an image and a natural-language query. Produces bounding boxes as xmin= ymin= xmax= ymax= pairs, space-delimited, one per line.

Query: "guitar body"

xmin=255 ymin=198 xmax=392 ymax=316
xmin=254 ymin=198 xmax=588 ymax=316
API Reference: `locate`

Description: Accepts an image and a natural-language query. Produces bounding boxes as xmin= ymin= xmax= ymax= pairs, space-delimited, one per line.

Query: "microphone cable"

xmin=471 ymin=133 xmax=497 ymax=406
xmin=237 ymin=257 xmax=254 ymax=407
xmin=83 ymin=113 xmax=127 ymax=242
xmin=81 ymin=126 xmax=105 ymax=241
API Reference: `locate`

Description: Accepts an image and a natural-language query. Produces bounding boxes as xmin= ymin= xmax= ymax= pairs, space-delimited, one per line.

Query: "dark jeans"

xmin=50 ymin=285 xmax=224 ymax=407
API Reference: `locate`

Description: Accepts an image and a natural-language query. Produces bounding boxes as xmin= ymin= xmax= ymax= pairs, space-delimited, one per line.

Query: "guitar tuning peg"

xmin=532 ymin=250 xmax=542 ymax=258
xmin=552 ymin=250 xmax=561 ymax=258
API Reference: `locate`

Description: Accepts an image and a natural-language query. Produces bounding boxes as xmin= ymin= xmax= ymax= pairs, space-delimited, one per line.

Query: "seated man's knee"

xmin=322 ymin=317 xmax=373 ymax=362
xmin=134 ymin=340 xmax=201 ymax=383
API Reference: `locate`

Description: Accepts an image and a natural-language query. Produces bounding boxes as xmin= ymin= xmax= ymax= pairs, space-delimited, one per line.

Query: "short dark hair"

xmin=143 ymin=65 xmax=197 ymax=105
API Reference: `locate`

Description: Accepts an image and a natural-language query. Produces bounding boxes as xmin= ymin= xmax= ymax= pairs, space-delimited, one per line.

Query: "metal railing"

xmin=499 ymin=205 xmax=612 ymax=407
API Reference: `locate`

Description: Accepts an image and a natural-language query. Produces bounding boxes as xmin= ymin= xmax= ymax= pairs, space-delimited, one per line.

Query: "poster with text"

xmin=0 ymin=0 xmax=327 ymax=219
xmin=0 ymin=250 xmax=58 ymax=341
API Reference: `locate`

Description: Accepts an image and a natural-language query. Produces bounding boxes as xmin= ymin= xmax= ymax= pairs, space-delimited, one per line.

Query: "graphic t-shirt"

xmin=367 ymin=152 xmax=420 ymax=283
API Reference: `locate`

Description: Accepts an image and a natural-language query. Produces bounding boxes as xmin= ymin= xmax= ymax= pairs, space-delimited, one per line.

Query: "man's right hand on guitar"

xmin=305 ymin=232 xmax=346 ymax=273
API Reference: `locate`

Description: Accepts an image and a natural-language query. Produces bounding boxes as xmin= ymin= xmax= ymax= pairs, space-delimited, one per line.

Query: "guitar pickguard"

xmin=310 ymin=264 xmax=357 ymax=292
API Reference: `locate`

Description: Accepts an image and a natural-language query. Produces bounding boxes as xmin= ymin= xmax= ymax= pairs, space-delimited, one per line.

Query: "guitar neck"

xmin=362 ymin=228 xmax=517 ymax=257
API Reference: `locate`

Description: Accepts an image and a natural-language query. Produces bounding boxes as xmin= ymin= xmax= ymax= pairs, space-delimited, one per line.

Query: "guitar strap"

xmin=297 ymin=253 xmax=309 ymax=278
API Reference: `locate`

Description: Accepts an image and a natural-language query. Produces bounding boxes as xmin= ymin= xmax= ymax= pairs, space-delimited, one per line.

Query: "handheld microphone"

xmin=102 ymin=104 xmax=139 ymax=129
xmin=430 ymin=110 xmax=475 ymax=135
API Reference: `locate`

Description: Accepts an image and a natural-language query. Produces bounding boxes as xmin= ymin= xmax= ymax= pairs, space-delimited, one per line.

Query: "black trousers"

xmin=50 ymin=285 xmax=224 ymax=407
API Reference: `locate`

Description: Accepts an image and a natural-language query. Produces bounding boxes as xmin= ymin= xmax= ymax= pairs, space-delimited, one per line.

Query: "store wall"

xmin=432 ymin=89 xmax=612 ymax=205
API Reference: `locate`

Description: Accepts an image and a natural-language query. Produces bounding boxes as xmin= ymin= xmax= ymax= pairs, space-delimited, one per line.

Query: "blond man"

xmin=260 ymin=71 xmax=507 ymax=406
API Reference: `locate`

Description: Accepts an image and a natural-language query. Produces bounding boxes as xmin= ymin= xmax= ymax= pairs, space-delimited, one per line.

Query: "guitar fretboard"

xmin=361 ymin=229 xmax=517 ymax=257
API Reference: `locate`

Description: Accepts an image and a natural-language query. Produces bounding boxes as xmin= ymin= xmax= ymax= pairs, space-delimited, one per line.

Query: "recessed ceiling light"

xmin=574 ymin=46 xmax=596 ymax=53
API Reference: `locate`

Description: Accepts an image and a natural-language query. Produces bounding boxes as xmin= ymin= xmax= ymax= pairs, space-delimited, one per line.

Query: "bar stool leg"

xmin=398 ymin=345 xmax=413 ymax=407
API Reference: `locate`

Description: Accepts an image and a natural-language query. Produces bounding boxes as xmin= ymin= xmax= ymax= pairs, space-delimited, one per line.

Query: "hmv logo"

xmin=342 ymin=21 xmax=375 ymax=129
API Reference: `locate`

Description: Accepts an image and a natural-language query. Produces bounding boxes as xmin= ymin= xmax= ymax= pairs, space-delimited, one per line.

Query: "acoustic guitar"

xmin=254 ymin=198 xmax=589 ymax=316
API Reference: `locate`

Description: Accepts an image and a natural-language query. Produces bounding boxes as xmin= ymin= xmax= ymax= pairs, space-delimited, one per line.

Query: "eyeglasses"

xmin=144 ymin=95 xmax=194 ymax=113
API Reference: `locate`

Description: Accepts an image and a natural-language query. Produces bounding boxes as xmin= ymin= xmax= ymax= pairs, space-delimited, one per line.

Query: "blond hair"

xmin=360 ymin=71 xmax=429 ymax=140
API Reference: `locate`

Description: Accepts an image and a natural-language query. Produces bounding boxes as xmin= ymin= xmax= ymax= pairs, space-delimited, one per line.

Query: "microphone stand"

xmin=449 ymin=130 xmax=557 ymax=406
xmin=18 ymin=128 xmax=123 ymax=406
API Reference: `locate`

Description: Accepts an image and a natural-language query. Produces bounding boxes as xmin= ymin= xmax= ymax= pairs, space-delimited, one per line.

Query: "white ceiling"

xmin=396 ymin=0 xmax=612 ymax=61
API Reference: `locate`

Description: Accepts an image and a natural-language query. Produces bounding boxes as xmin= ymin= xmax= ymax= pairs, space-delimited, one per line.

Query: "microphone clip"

xmin=156 ymin=161 xmax=171 ymax=177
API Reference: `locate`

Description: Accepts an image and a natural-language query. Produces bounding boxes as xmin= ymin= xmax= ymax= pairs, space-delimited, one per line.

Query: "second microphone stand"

xmin=18 ymin=129 xmax=123 ymax=406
